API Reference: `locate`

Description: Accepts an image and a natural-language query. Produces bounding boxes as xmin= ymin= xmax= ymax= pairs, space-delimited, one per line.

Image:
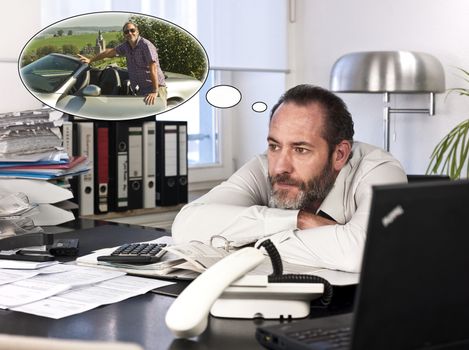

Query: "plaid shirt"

xmin=116 ymin=36 xmax=166 ymax=95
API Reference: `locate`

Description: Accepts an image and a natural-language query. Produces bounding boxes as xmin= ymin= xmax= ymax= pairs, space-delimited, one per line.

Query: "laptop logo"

xmin=382 ymin=205 xmax=404 ymax=227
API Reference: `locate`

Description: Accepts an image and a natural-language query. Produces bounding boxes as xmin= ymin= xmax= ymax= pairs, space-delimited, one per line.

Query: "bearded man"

xmin=172 ymin=85 xmax=407 ymax=272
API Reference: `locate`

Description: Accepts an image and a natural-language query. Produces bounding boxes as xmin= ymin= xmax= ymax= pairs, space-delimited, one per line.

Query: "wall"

xmin=287 ymin=0 xmax=469 ymax=175
xmin=196 ymin=0 xmax=289 ymax=168
xmin=230 ymin=71 xmax=287 ymax=168
xmin=2 ymin=2 xmax=43 ymax=113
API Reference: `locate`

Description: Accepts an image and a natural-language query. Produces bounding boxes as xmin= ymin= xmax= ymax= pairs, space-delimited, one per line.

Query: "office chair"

xmin=407 ymin=174 xmax=450 ymax=182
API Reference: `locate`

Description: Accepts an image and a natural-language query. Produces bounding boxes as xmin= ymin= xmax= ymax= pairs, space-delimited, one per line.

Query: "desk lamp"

xmin=330 ymin=51 xmax=445 ymax=151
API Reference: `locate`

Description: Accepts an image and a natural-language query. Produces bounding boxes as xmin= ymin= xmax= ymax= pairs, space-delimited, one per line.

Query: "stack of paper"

xmin=0 ymin=108 xmax=61 ymax=156
xmin=0 ymin=264 xmax=174 ymax=319
xmin=0 ymin=108 xmax=92 ymax=226
xmin=0 ymin=192 xmax=42 ymax=236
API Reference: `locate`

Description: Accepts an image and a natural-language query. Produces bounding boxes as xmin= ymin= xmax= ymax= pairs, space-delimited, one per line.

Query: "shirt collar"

xmin=316 ymin=150 xmax=357 ymax=224
xmin=127 ymin=36 xmax=142 ymax=50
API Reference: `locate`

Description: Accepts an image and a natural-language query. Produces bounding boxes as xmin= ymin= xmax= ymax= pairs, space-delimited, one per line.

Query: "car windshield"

xmin=21 ymin=55 xmax=82 ymax=93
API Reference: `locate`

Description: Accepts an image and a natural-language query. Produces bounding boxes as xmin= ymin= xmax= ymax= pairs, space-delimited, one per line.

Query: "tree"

xmin=21 ymin=50 xmax=37 ymax=67
xmin=107 ymin=40 xmax=119 ymax=48
xmin=129 ymin=16 xmax=207 ymax=81
xmin=36 ymin=45 xmax=60 ymax=58
xmin=57 ymin=29 xmax=64 ymax=37
xmin=68 ymin=30 xmax=73 ymax=36
xmin=62 ymin=44 xmax=79 ymax=55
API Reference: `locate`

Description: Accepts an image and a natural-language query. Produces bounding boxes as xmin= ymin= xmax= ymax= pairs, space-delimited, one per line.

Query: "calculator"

xmin=97 ymin=243 xmax=167 ymax=264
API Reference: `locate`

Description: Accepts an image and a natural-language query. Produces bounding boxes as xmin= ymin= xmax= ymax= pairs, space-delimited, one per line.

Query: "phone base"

xmin=211 ymin=298 xmax=313 ymax=319
xmin=210 ymin=281 xmax=324 ymax=319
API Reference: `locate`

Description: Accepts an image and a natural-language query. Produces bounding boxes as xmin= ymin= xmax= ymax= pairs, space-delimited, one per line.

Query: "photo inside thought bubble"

xmin=18 ymin=11 xmax=208 ymax=121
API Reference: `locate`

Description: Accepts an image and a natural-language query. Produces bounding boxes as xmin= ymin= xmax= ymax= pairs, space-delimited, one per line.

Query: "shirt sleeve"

xmin=115 ymin=42 xmax=126 ymax=56
xmin=171 ymin=155 xmax=299 ymax=246
xmin=143 ymin=40 xmax=159 ymax=64
xmin=255 ymin=161 xmax=407 ymax=273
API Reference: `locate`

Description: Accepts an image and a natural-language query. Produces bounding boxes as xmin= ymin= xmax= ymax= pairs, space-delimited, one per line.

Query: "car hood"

xmin=37 ymin=93 xmax=166 ymax=120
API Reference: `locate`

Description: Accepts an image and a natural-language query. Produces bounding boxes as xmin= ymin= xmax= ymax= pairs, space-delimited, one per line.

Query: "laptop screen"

xmin=351 ymin=180 xmax=469 ymax=349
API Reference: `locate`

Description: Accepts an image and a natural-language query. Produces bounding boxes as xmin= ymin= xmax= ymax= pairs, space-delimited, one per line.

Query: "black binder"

xmin=155 ymin=121 xmax=188 ymax=206
xmin=108 ymin=122 xmax=129 ymax=212
xmin=177 ymin=122 xmax=188 ymax=204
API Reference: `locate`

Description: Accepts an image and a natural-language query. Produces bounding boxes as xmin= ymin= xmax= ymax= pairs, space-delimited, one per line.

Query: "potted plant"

xmin=427 ymin=68 xmax=469 ymax=179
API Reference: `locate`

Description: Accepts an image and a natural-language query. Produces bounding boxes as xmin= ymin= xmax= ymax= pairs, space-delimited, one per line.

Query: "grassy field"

xmin=24 ymin=32 xmax=122 ymax=55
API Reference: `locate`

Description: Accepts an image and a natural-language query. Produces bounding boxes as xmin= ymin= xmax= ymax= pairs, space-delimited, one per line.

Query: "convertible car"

xmin=20 ymin=53 xmax=203 ymax=120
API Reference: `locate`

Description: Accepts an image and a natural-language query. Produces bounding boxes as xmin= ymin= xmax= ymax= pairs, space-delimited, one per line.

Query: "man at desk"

xmin=172 ymin=85 xmax=407 ymax=272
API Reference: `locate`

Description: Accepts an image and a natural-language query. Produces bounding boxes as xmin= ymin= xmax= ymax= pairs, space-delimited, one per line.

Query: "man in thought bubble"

xmin=77 ymin=22 xmax=166 ymax=106
xmin=172 ymin=85 xmax=407 ymax=273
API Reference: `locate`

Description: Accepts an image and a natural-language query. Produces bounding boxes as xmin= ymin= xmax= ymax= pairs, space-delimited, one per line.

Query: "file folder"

xmin=142 ymin=120 xmax=156 ymax=209
xmin=155 ymin=121 xmax=188 ymax=206
xmin=0 ymin=178 xmax=73 ymax=204
xmin=109 ymin=122 xmax=129 ymax=212
xmin=178 ymin=123 xmax=188 ymax=204
xmin=94 ymin=122 xmax=109 ymax=214
xmin=76 ymin=122 xmax=94 ymax=216
xmin=61 ymin=121 xmax=73 ymax=157
xmin=128 ymin=122 xmax=143 ymax=210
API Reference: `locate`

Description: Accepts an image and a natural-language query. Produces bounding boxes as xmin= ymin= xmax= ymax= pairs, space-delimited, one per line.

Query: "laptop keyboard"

xmin=287 ymin=326 xmax=351 ymax=349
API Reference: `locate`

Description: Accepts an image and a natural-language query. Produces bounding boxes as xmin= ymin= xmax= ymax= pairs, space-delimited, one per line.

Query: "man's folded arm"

xmin=255 ymin=162 xmax=407 ymax=273
xmin=172 ymin=155 xmax=298 ymax=245
xmin=172 ymin=203 xmax=299 ymax=246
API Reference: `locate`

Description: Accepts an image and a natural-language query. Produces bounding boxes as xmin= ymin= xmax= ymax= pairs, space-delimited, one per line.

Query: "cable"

xmin=257 ymin=239 xmax=283 ymax=276
xmin=257 ymin=239 xmax=334 ymax=306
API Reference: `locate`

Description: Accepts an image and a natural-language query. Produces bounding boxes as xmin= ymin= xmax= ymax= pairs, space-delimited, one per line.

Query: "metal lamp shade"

xmin=330 ymin=51 xmax=445 ymax=93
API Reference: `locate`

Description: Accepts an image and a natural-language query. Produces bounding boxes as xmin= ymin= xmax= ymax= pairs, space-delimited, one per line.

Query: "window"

xmin=159 ymin=71 xmax=218 ymax=167
xmin=159 ymin=70 xmax=234 ymax=184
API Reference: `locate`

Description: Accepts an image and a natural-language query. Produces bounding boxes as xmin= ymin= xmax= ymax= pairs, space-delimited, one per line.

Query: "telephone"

xmin=165 ymin=242 xmax=331 ymax=338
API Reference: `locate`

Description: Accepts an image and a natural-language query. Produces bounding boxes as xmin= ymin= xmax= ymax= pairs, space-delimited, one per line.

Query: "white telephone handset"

xmin=165 ymin=247 xmax=265 ymax=338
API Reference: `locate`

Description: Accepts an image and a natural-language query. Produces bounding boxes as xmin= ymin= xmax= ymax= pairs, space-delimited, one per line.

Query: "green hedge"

xmin=129 ymin=16 xmax=207 ymax=81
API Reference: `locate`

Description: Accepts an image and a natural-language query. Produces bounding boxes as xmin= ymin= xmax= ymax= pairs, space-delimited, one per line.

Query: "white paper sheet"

xmin=12 ymin=275 xmax=174 ymax=319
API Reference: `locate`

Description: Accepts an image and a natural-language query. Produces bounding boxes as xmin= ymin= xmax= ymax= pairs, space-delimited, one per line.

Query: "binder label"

xmin=117 ymin=152 xmax=128 ymax=207
xmin=128 ymin=126 xmax=143 ymax=180
xmin=164 ymin=126 xmax=177 ymax=177
xmin=179 ymin=125 xmax=188 ymax=176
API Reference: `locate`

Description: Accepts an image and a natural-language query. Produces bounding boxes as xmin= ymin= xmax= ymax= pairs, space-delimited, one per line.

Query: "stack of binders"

xmin=66 ymin=116 xmax=188 ymax=216
xmin=0 ymin=108 xmax=85 ymax=227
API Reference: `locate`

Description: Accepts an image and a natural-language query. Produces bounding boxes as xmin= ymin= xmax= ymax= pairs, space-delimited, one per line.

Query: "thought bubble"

xmin=18 ymin=11 xmax=208 ymax=121
xmin=252 ymin=101 xmax=267 ymax=113
xmin=206 ymin=85 xmax=241 ymax=108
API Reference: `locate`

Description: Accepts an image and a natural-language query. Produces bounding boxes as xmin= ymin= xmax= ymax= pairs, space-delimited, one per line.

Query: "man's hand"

xmin=77 ymin=54 xmax=90 ymax=64
xmin=297 ymin=209 xmax=336 ymax=230
xmin=144 ymin=91 xmax=158 ymax=105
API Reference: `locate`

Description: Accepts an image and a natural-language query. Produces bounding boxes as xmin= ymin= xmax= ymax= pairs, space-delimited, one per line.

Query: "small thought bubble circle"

xmin=206 ymin=85 xmax=241 ymax=108
xmin=252 ymin=102 xmax=267 ymax=113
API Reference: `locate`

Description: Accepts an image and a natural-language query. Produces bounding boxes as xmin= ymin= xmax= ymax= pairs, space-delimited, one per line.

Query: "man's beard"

xmin=268 ymin=157 xmax=336 ymax=210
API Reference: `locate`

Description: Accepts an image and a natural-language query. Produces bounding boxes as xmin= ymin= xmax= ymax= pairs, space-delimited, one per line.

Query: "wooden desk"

xmin=0 ymin=220 xmax=355 ymax=350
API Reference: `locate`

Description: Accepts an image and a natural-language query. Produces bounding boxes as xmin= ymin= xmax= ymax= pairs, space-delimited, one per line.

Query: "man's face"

xmin=267 ymin=102 xmax=337 ymax=210
xmin=123 ymin=24 xmax=139 ymax=44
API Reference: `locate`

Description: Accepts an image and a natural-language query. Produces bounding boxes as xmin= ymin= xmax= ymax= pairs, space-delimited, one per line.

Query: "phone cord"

xmin=257 ymin=239 xmax=333 ymax=306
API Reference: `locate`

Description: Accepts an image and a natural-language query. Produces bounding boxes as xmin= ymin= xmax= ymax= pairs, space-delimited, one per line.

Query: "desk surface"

xmin=0 ymin=220 xmax=355 ymax=350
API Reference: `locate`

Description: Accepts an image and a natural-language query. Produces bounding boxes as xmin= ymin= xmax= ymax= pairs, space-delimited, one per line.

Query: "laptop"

xmin=256 ymin=180 xmax=469 ymax=350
